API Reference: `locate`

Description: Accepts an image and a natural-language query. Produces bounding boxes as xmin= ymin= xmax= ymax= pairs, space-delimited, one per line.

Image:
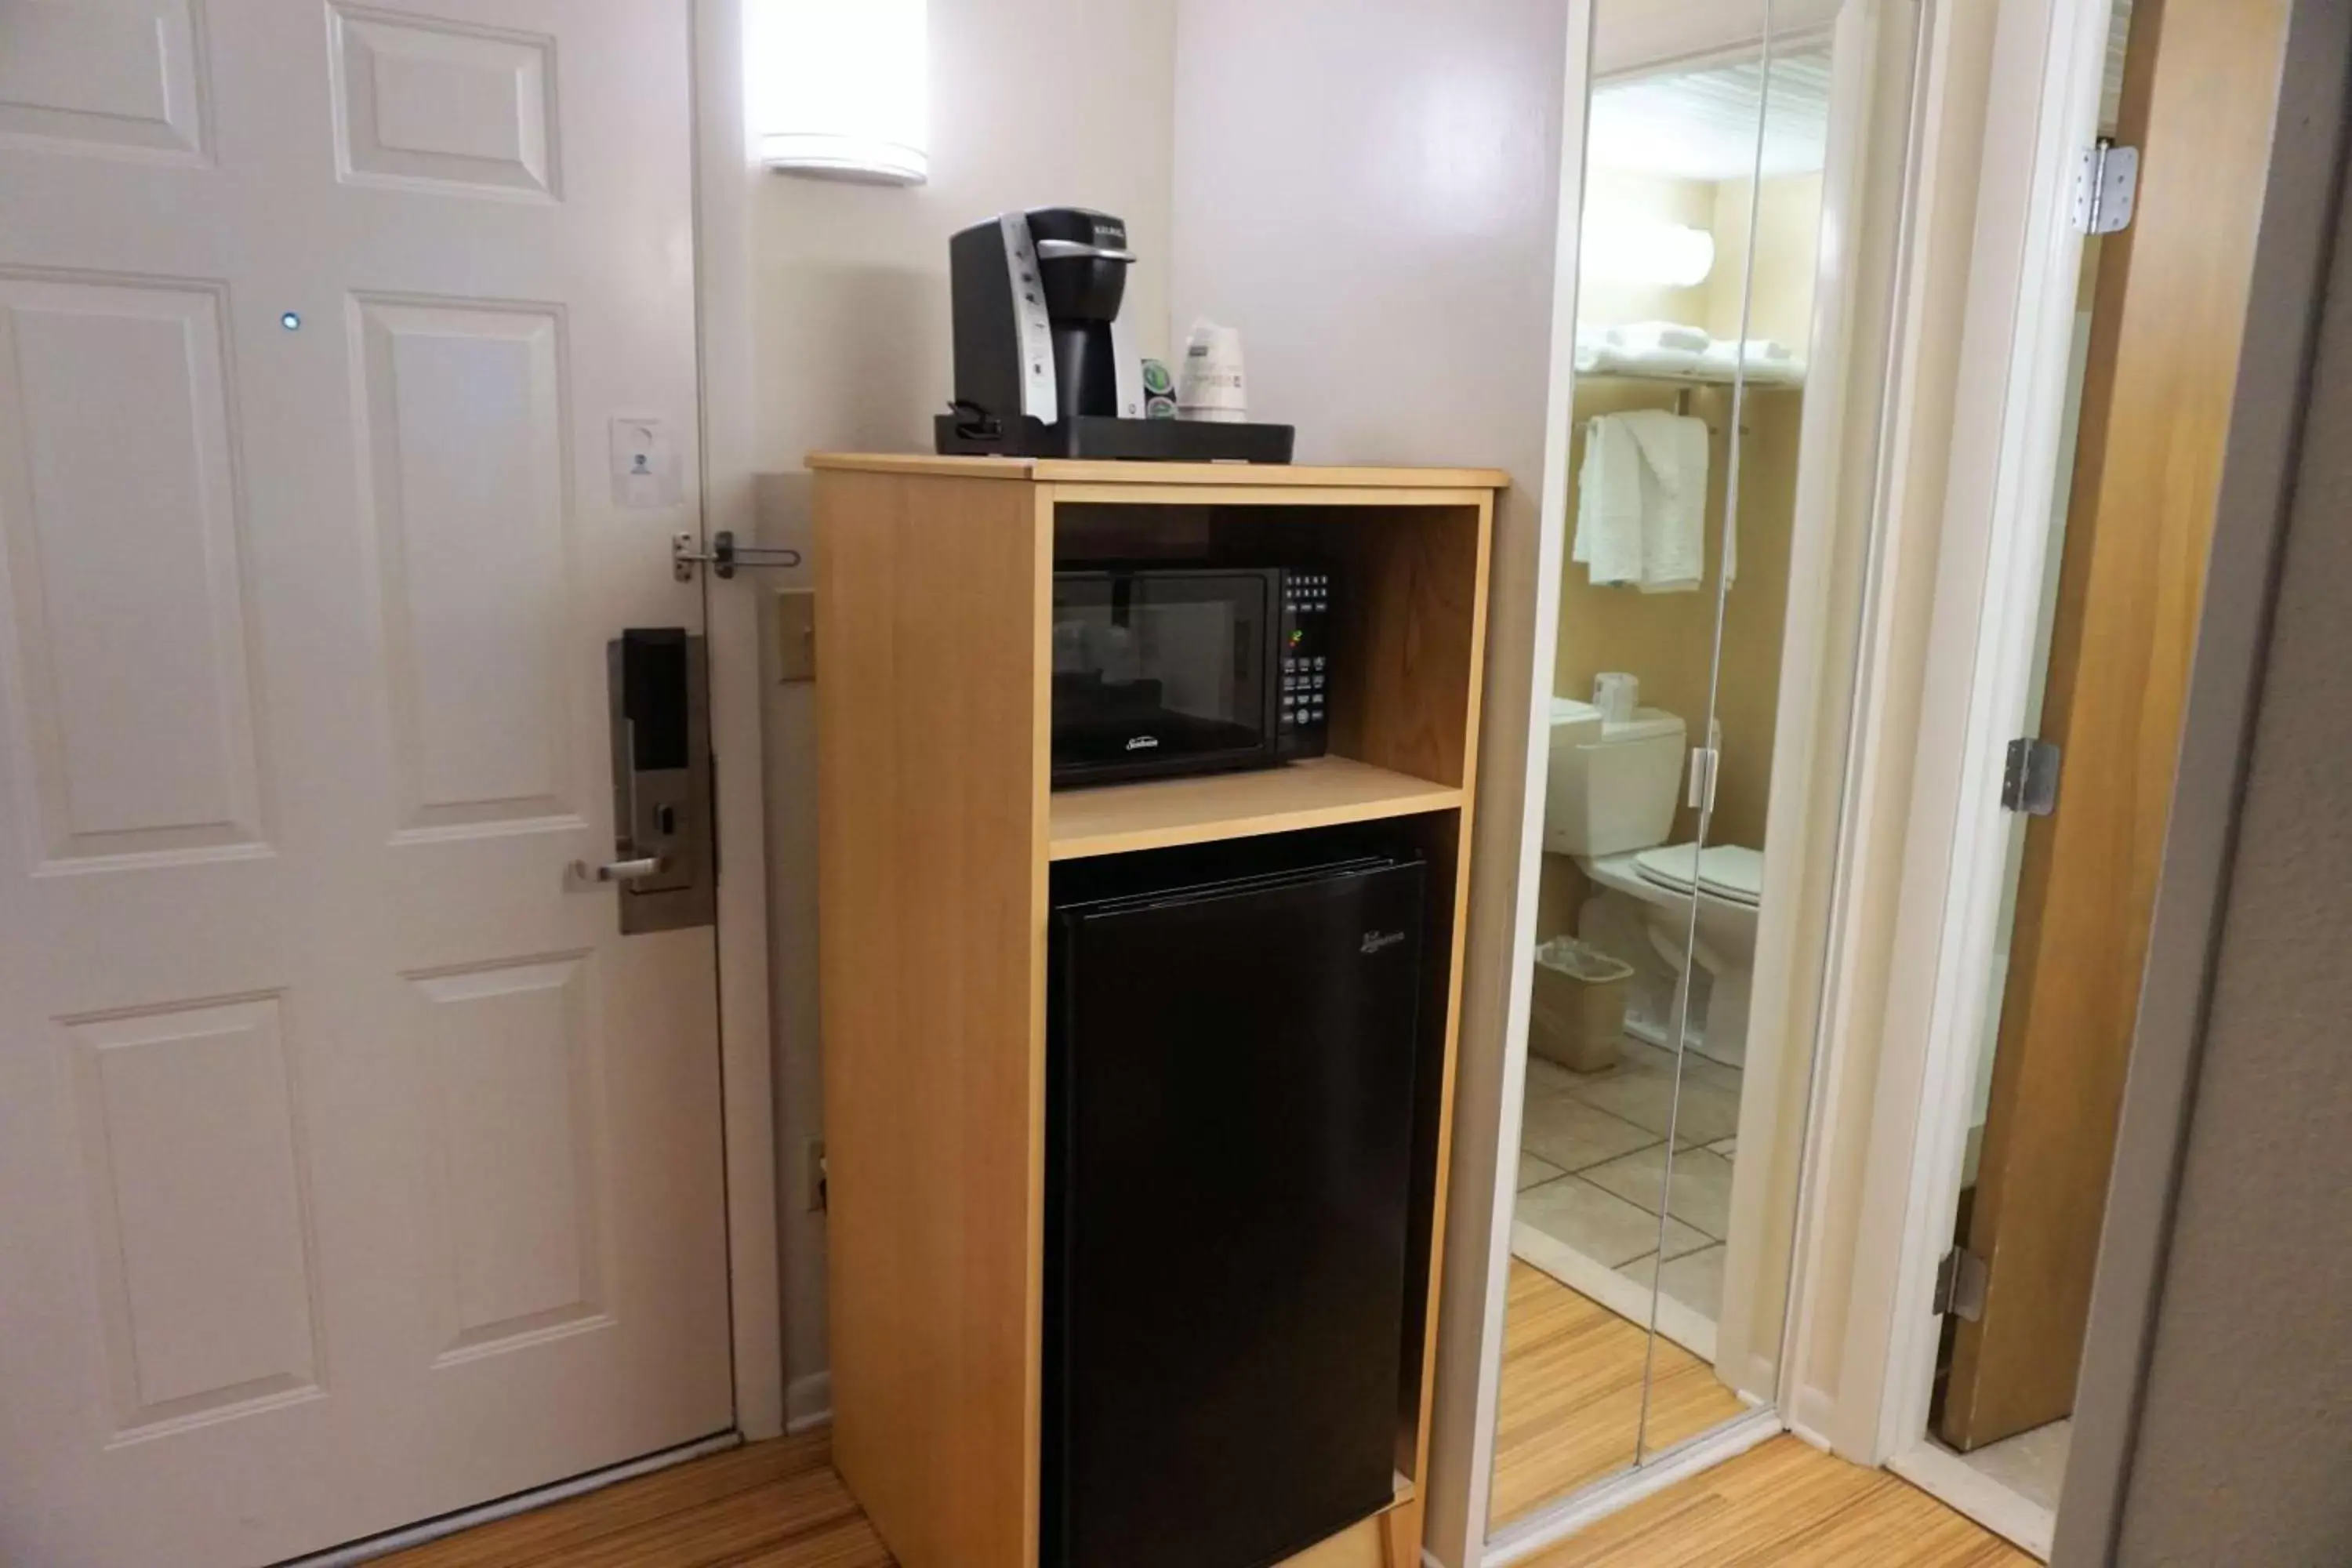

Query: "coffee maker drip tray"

xmin=935 ymin=411 xmax=1296 ymax=463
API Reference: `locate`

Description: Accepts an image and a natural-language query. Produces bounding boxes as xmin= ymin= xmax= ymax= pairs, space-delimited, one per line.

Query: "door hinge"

xmin=2072 ymin=137 xmax=2139 ymax=235
xmin=2001 ymin=738 xmax=2062 ymax=815
xmin=1933 ymin=1247 xmax=1990 ymax=1322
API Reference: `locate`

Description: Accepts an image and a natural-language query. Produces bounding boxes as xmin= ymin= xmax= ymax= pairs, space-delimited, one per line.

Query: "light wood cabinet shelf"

xmin=812 ymin=454 xmax=1497 ymax=1568
xmin=1048 ymin=756 xmax=1462 ymax=861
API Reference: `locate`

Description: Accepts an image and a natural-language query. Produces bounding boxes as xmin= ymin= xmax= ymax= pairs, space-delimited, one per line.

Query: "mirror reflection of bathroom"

xmin=1490 ymin=9 xmax=1842 ymax=1533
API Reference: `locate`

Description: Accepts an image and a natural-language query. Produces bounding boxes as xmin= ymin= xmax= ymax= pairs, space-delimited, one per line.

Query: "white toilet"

xmin=1544 ymin=698 xmax=1762 ymax=1069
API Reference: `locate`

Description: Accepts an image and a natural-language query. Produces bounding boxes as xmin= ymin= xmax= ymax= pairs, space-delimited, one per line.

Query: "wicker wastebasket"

xmin=1529 ymin=936 xmax=1633 ymax=1073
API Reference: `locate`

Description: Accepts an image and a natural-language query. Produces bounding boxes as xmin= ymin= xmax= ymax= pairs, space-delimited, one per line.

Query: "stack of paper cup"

xmin=1178 ymin=318 xmax=1247 ymax=423
xmin=1593 ymin=672 xmax=1639 ymax=723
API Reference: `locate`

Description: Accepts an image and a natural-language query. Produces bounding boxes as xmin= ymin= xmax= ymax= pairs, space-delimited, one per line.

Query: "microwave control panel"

xmin=1278 ymin=570 xmax=1332 ymax=760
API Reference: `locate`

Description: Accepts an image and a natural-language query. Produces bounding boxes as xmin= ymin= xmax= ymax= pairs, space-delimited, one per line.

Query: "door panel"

xmin=354 ymin=296 xmax=578 ymax=835
xmin=0 ymin=0 xmax=210 ymax=164
xmin=0 ymin=276 xmax=266 ymax=865
xmin=408 ymin=953 xmax=607 ymax=1359
xmin=1942 ymin=0 xmax=2290 ymax=1450
xmin=328 ymin=5 xmax=561 ymax=200
xmin=66 ymin=995 xmax=321 ymax=1435
xmin=0 ymin=4 xmax=730 ymax=1563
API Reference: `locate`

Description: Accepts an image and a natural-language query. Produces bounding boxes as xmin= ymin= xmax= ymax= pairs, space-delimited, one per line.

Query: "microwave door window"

xmin=1053 ymin=578 xmax=1268 ymax=771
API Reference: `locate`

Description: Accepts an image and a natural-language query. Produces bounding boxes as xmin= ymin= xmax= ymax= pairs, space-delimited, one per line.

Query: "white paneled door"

xmin=0 ymin=5 xmax=732 ymax=1564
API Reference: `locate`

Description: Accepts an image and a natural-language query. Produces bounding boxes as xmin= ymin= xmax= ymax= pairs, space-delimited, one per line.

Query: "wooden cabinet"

xmin=811 ymin=455 xmax=1500 ymax=1568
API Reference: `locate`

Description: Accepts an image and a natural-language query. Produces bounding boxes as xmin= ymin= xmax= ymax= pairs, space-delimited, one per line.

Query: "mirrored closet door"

xmin=1487 ymin=0 xmax=1911 ymax=1539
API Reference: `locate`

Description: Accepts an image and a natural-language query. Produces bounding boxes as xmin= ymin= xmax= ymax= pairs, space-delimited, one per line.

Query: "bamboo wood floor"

xmin=1521 ymin=1436 xmax=2036 ymax=1566
xmin=381 ymin=1273 xmax=2028 ymax=1567
xmin=1488 ymin=1258 xmax=1747 ymax=1526
xmin=378 ymin=1432 xmax=888 ymax=1568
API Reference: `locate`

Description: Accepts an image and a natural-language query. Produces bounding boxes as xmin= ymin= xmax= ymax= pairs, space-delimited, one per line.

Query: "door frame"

xmin=1773 ymin=0 xmax=2114 ymax=1552
xmin=691 ymin=0 xmax=784 ymax=1442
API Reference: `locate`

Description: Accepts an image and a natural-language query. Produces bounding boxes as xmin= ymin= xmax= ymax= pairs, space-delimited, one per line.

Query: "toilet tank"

xmin=1544 ymin=700 xmax=1688 ymax=857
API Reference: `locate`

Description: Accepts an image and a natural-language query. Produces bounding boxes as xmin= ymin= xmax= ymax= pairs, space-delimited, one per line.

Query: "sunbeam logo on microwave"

xmin=1360 ymin=930 xmax=1406 ymax=956
xmin=1124 ymin=735 xmax=1160 ymax=751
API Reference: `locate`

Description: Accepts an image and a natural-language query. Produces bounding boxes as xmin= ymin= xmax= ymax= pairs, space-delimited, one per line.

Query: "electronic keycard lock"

xmin=572 ymin=628 xmax=715 ymax=933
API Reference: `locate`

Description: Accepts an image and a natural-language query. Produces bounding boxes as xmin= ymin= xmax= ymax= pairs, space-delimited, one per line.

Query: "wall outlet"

xmin=805 ymin=1138 xmax=828 ymax=1213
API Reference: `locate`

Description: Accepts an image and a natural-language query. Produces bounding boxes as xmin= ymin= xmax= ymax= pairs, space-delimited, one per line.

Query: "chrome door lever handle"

xmin=574 ymin=856 xmax=662 ymax=884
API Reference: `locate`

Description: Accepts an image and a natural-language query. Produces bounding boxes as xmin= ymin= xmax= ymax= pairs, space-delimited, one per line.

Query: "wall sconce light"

xmin=1580 ymin=220 xmax=1717 ymax=289
xmin=747 ymin=0 xmax=928 ymax=185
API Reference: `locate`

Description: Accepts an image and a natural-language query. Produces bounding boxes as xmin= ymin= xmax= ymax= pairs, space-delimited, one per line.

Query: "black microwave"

xmin=1051 ymin=565 xmax=1332 ymax=787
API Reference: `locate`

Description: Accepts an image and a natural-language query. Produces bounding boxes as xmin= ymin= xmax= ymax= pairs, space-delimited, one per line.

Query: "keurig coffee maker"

xmin=936 ymin=207 xmax=1294 ymax=463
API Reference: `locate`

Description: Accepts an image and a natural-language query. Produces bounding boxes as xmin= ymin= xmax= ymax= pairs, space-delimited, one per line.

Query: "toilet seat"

xmin=1633 ymin=843 xmax=1764 ymax=907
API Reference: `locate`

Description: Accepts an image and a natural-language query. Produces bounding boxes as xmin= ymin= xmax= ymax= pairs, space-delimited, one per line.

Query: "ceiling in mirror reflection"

xmin=1588 ymin=48 xmax=1834 ymax=181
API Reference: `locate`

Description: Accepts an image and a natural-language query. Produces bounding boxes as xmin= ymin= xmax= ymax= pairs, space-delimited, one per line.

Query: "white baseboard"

xmin=785 ymin=1370 xmax=833 ymax=1436
xmin=1511 ymin=1223 xmax=1719 ymax=1363
xmin=1482 ymin=1407 xmax=1783 ymax=1566
xmin=1888 ymin=1440 xmax=2053 ymax=1560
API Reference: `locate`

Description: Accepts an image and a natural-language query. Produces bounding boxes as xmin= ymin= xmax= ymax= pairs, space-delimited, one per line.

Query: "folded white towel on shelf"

xmin=1699 ymin=337 xmax=1806 ymax=385
xmin=1573 ymin=410 xmax=1711 ymax=593
xmin=1607 ymin=321 xmax=1713 ymax=354
xmin=1574 ymin=325 xmax=1704 ymax=377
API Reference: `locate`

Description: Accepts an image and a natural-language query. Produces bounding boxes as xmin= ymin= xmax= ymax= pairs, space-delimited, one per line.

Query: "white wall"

xmin=1170 ymin=4 xmax=1573 ymax=1559
xmin=748 ymin=0 xmax=1178 ymax=1421
xmin=1170 ymin=3 xmax=1566 ymax=468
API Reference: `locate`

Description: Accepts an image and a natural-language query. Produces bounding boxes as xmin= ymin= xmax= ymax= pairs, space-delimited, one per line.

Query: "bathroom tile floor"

xmin=1944 ymin=1417 xmax=2072 ymax=1515
xmin=1515 ymin=1045 xmax=1742 ymax=1328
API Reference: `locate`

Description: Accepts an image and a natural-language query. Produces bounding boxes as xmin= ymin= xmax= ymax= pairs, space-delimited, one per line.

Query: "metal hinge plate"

xmin=2002 ymin=738 xmax=2062 ymax=815
xmin=1686 ymin=746 xmax=1721 ymax=815
xmin=2072 ymin=138 xmax=2139 ymax=234
xmin=1933 ymin=1247 xmax=1990 ymax=1321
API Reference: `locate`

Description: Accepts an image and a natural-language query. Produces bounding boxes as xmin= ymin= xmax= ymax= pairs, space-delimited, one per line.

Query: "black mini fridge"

xmin=1044 ymin=835 xmax=1427 ymax=1568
